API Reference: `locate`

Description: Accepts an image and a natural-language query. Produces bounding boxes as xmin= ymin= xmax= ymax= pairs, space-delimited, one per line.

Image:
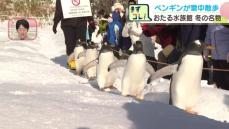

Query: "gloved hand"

xmin=108 ymin=17 xmax=113 ymax=23
xmin=203 ymin=49 xmax=210 ymax=62
xmin=52 ymin=24 xmax=57 ymax=34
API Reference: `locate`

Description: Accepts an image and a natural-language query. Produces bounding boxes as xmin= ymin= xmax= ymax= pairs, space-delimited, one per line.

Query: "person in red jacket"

xmin=142 ymin=24 xmax=179 ymax=70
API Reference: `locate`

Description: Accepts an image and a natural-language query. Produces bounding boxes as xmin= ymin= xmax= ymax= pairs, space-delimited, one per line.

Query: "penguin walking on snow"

xmin=74 ymin=41 xmax=87 ymax=75
xmin=147 ymin=40 xmax=204 ymax=114
xmin=67 ymin=40 xmax=86 ymax=70
xmin=108 ymin=41 xmax=155 ymax=100
xmin=96 ymin=45 xmax=118 ymax=90
xmin=83 ymin=42 xmax=99 ymax=80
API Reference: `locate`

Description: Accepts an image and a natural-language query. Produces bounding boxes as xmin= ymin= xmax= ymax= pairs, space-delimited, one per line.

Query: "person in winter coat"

xmin=107 ymin=3 xmax=124 ymax=47
xmin=119 ymin=0 xmax=136 ymax=50
xmin=122 ymin=21 xmax=156 ymax=67
xmin=142 ymin=24 xmax=178 ymax=70
xmin=178 ymin=25 xmax=208 ymax=50
xmin=122 ymin=22 xmax=142 ymax=49
xmin=142 ymin=25 xmax=177 ymax=49
xmin=204 ymin=25 xmax=229 ymax=90
xmin=52 ymin=0 xmax=93 ymax=69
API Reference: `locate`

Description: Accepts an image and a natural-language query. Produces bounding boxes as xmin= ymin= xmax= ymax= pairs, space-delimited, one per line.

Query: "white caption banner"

xmin=61 ymin=0 xmax=92 ymax=19
xmin=138 ymin=0 xmax=229 ymax=23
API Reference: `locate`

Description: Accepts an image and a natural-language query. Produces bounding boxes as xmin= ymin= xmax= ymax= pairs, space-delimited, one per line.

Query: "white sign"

xmin=61 ymin=0 xmax=92 ymax=19
xmin=138 ymin=0 xmax=229 ymax=23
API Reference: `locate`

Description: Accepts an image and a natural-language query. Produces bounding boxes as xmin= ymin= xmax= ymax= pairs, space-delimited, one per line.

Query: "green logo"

xmin=128 ymin=4 xmax=152 ymax=22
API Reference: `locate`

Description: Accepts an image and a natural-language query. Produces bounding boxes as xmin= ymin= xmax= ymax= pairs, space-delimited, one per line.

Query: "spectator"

xmin=107 ymin=2 xmax=124 ymax=47
xmin=178 ymin=25 xmax=208 ymax=50
xmin=142 ymin=24 xmax=179 ymax=70
xmin=204 ymin=24 xmax=229 ymax=90
xmin=53 ymin=0 xmax=92 ymax=69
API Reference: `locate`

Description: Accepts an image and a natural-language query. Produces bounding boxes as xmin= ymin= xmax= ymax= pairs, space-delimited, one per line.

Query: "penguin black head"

xmin=100 ymin=44 xmax=113 ymax=53
xmin=87 ymin=41 xmax=98 ymax=49
xmin=133 ymin=41 xmax=143 ymax=54
xmin=76 ymin=39 xmax=87 ymax=49
xmin=186 ymin=40 xmax=204 ymax=55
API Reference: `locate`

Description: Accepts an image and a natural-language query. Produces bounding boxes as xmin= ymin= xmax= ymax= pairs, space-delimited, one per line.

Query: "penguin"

xmin=83 ymin=42 xmax=99 ymax=80
xmin=74 ymin=41 xmax=87 ymax=75
xmin=96 ymin=45 xmax=118 ymax=90
xmin=108 ymin=41 xmax=155 ymax=100
xmin=68 ymin=40 xmax=87 ymax=70
xmin=147 ymin=40 xmax=204 ymax=114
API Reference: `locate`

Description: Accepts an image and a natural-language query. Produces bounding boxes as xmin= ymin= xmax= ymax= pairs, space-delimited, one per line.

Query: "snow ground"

xmin=0 ymin=21 xmax=229 ymax=129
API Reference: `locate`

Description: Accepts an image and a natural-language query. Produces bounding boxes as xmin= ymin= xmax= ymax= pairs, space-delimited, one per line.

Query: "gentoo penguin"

xmin=68 ymin=40 xmax=87 ymax=70
xmin=96 ymin=45 xmax=118 ymax=90
xmin=83 ymin=42 xmax=99 ymax=80
xmin=74 ymin=40 xmax=87 ymax=75
xmin=147 ymin=40 xmax=204 ymax=114
xmin=108 ymin=41 xmax=155 ymax=100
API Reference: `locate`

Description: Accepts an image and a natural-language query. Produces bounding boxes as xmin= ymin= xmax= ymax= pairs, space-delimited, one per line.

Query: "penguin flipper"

xmin=147 ymin=64 xmax=178 ymax=84
xmin=146 ymin=62 xmax=155 ymax=76
xmin=77 ymin=52 xmax=86 ymax=59
xmin=108 ymin=59 xmax=127 ymax=71
xmin=83 ymin=60 xmax=98 ymax=72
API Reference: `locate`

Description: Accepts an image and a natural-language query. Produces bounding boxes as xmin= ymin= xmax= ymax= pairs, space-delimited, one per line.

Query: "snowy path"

xmin=0 ymin=23 xmax=229 ymax=129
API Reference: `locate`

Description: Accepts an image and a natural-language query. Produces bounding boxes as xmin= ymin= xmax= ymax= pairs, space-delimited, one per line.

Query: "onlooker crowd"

xmin=53 ymin=0 xmax=229 ymax=90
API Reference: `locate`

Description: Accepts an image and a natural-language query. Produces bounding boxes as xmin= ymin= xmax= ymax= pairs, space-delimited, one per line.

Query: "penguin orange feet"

xmin=185 ymin=107 xmax=198 ymax=115
xmin=88 ymin=76 xmax=96 ymax=81
xmin=100 ymin=88 xmax=106 ymax=92
xmin=135 ymin=94 xmax=144 ymax=101
xmin=108 ymin=85 xmax=116 ymax=90
xmin=135 ymin=96 xmax=144 ymax=101
xmin=101 ymin=85 xmax=116 ymax=92
xmin=121 ymin=93 xmax=128 ymax=97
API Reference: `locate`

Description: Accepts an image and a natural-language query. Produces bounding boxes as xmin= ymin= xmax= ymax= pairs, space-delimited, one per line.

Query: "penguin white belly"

xmin=74 ymin=46 xmax=85 ymax=75
xmin=84 ymin=49 xmax=98 ymax=78
xmin=97 ymin=52 xmax=117 ymax=89
xmin=171 ymin=55 xmax=203 ymax=109
xmin=122 ymin=54 xmax=146 ymax=97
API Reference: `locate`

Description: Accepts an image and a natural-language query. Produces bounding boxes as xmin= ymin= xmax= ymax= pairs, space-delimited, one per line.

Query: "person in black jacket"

xmin=178 ymin=25 xmax=207 ymax=50
xmin=52 ymin=0 xmax=89 ymax=56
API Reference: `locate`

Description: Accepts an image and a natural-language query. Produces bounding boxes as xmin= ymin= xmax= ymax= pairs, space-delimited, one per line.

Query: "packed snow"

xmin=0 ymin=21 xmax=229 ymax=129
